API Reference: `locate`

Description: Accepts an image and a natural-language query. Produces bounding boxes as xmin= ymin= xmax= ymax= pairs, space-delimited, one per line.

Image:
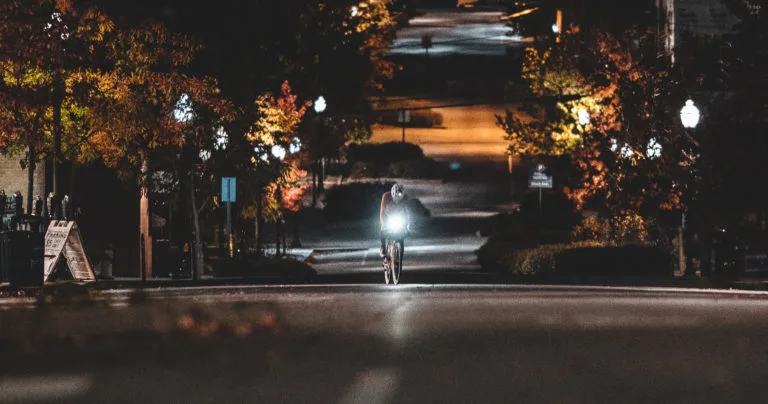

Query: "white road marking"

xmin=337 ymin=368 xmax=400 ymax=404
xmin=0 ymin=374 xmax=92 ymax=401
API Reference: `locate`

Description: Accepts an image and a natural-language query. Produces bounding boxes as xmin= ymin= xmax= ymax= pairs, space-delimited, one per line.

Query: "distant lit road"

xmin=389 ymin=9 xmax=525 ymax=56
xmin=5 ymin=285 xmax=768 ymax=403
xmin=370 ymin=103 xmax=515 ymax=163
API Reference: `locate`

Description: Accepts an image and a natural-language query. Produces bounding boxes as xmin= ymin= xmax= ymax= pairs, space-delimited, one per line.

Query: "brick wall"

xmin=0 ymin=153 xmax=46 ymax=208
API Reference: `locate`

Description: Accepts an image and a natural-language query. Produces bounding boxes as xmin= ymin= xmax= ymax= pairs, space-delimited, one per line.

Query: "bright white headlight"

xmin=387 ymin=214 xmax=405 ymax=232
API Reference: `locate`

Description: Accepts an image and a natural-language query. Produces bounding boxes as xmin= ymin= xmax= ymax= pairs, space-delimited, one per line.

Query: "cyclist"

xmin=380 ymin=183 xmax=410 ymax=262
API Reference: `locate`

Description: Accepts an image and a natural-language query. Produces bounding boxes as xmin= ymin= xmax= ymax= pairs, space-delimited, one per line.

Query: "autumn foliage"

xmin=499 ymin=29 xmax=696 ymax=217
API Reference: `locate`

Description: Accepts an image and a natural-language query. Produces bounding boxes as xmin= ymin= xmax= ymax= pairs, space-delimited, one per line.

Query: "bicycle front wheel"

xmin=391 ymin=240 xmax=402 ymax=285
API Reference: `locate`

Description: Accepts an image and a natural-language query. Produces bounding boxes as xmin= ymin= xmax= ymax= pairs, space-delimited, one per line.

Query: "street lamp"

xmin=677 ymin=98 xmax=701 ymax=276
xmin=174 ymin=93 xmax=194 ymax=123
xmin=577 ymin=108 xmax=590 ymax=127
xmin=215 ymin=126 xmax=228 ymax=150
xmin=620 ymin=144 xmax=634 ymax=159
xmin=680 ymin=99 xmax=700 ymax=129
xmin=646 ymin=138 xmax=662 ymax=159
xmin=312 ymin=96 xmax=328 ymax=205
xmin=314 ymin=96 xmax=327 ymax=114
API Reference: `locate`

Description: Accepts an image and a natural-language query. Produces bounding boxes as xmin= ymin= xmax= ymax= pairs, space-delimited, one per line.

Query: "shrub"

xmin=323 ymin=182 xmax=393 ymax=221
xmin=387 ymin=158 xmax=447 ymax=179
xmin=346 ymin=142 xmax=424 ymax=166
xmin=555 ymin=245 xmax=672 ymax=276
xmin=477 ymin=239 xmax=671 ymax=276
xmin=512 ymin=243 xmax=573 ymax=275
xmin=572 ymin=213 xmax=652 ymax=245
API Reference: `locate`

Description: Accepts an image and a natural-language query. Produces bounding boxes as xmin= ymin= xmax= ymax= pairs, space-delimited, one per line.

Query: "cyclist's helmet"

xmin=391 ymin=183 xmax=405 ymax=202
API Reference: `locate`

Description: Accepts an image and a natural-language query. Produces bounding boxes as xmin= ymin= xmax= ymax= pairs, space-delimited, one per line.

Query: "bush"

xmin=345 ymin=142 xmax=447 ymax=179
xmin=477 ymin=239 xmax=671 ymax=276
xmin=387 ymin=158 xmax=447 ymax=179
xmin=346 ymin=142 xmax=424 ymax=166
xmin=323 ymin=182 xmax=393 ymax=221
xmin=572 ymin=213 xmax=652 ymax=245
xmin=555 ymin=245 xmax=672 ymax=276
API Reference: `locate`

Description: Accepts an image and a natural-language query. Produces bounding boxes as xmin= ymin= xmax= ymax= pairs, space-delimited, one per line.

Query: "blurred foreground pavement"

xmin=3 ymin=284 xmax=768 ymax=403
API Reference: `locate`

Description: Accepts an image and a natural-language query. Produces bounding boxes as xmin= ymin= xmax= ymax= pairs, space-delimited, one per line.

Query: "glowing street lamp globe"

xmin=271 ymin=145 xmax=286 ymax=161
xmin=680 ymin=99 xmax=700 ymax=129
xmin=577 ymin=108 xmax=590 ymax=126
xmin=215 ymin=126 xmax=228 ymax=150
xmin=314 ymin=96 xmax=327 ymax=114
xmin=289 ymin=137 xmax=302 ymax=154
xmin=620 ymin=144 xmax=633 ymax=159
xmin=646 ymin=138 xmax=662 ymax=159
xmin=173 ymin=93 xmax=194 ymax=123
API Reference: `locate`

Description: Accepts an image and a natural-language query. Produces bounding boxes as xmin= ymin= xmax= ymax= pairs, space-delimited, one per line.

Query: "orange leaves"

xmin=247 ymin=80 xmax=307 ymax=147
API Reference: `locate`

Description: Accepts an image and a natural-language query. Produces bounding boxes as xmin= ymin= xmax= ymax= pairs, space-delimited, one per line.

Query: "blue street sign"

xmin=222 ymin=177 xmax=236 ymax=202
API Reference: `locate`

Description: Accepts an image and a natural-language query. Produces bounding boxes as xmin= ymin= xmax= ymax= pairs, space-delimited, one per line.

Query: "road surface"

xmin=4 ymin=285 xmax=768 ymax=403
xmin=389 ymin=9 xmax=525 ymax=57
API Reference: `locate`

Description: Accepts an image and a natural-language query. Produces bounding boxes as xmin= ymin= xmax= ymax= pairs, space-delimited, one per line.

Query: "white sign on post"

xmin=222 ymin=177 xmax=236 ymax=203
xmin=529 ymin=172 xmax=553 ymax=188
xmin=44 ymin=221 xmax=95 ymax=282
xmin=397 ymin=109 xmax=411 ymax=124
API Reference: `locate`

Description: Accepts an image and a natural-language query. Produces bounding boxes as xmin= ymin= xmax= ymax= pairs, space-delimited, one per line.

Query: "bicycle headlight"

xmin=387 ymin=214 xmax=405 ymax=233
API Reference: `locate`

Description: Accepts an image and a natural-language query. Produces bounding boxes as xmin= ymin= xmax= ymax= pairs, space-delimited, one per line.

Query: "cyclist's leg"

xmin=380 ymin=228 xmax=387 ymax=258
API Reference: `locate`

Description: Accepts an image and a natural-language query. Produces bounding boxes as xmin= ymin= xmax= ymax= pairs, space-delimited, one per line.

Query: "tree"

xmin=239 ymin=81 xmax=309 ymax=253
xmin=84 ymin=21 xmax=227 ymax=277
xmin=497 ymin=29 xmax=696 ymax=220
xmin=0 ymin=60 xmax=51 ymax=212
xmin=0 ymin=0 xmax=114 ymax=207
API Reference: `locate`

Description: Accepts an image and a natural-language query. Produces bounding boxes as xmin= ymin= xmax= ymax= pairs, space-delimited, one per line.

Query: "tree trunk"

xmin=318 ymin=158 xmax=325 ymax=194
xmin=189 ymin=170 xmax=204 ymax=279
xmin=311 ymin=164 xmax=317 ymax=208
xmin=52 ymin=71 xmax=63 ymax=199
xmin=256 ymin=195 xmax=263 ymax=256
xmin=275 ymin=220 xmax=281 ymax=257
xmin=291 ymin=212 xmax=301 ymax=247
xmin=26 ymin=146 xmax=35 ymax=214
xmin=139 ymin=154 xmax=152 ymax=279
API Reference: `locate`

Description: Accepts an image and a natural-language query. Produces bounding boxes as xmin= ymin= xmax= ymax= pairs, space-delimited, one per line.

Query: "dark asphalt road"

xmin=4 ymin=284 xmax=768 ymax=403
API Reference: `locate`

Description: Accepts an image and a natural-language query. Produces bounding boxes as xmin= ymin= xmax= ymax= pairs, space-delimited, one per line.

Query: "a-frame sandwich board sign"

xmin=44 ymin=221 xmax=95 ymax=282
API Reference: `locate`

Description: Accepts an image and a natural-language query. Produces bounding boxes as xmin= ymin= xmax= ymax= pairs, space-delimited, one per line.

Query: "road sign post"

xmin=528 ymin=166 xmax=553 ymax=215
xmin=398 ymin=109 xmax=411 ymax=143
xmin=222 ymin=177 xmax=236 ymax=258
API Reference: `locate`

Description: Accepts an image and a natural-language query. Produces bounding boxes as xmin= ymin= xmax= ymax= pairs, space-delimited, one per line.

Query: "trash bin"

xmin=153 ymin=239 xmax=189 ymax=278
xmin=4 ymin=231 xmax=44 ymax=287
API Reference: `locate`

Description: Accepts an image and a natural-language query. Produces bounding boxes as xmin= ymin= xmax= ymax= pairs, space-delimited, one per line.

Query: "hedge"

xmin=477 ymin=239 xmax=672 ymax=276
xmin=346 ymin=142 xmax=424 ymax=166
xmin=555 ymin=245 xmax=672 ymax=276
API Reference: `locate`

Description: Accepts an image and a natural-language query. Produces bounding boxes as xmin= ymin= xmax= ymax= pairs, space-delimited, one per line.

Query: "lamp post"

xmin=313 ymin=96 xmax=327 ymax=206
xmin=271 ymin=145 xmax=287 ymax=257
xmin=678 ymin=98 xmax=700 ymax=276
xmin=44 ymin=12 xmax=70 ymax=208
